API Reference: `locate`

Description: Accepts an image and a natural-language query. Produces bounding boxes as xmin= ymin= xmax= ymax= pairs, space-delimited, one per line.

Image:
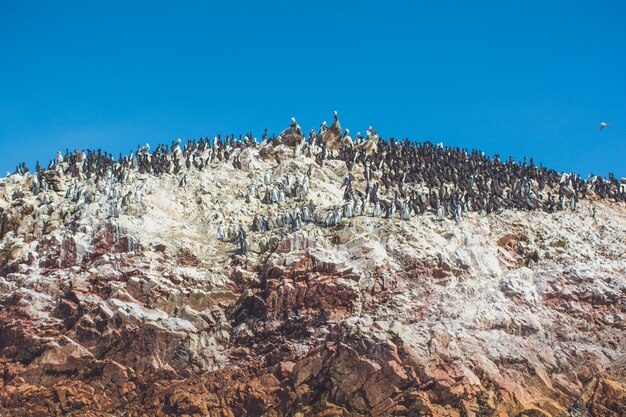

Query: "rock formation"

xmin=0 ymin=127 xmax=625 ymax=417
xmin=318 ymin=116 xmax=342 ymax=151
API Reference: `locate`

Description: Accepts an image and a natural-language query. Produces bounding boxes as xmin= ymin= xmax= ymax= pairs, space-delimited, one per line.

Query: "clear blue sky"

xmin=1 ymin=1 xmax=624 ymax=176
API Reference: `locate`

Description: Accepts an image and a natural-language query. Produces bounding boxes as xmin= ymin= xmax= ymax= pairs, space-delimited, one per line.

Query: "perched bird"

xmin=340 ymin=172 xmax=354 ymax=189
xmin=217 ymin=223 xmax=224 ymax=241
xmin=172 ymin=138 xmax=182 ymax=154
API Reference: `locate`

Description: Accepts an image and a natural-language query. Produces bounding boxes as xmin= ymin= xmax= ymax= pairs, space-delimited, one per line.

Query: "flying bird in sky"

xmin=599 ymin=122 xmax=610 ymax=131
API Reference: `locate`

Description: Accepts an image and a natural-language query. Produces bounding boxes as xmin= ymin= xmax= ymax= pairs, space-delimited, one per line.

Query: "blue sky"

xmin=1 ymin=1 xmax=624 ymax=176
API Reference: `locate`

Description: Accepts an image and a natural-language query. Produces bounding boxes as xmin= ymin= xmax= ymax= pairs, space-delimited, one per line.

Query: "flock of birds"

xmin=5 ymin=114 xmax=624 ymax=254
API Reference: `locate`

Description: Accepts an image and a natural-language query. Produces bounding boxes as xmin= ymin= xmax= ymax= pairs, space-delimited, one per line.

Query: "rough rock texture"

xmin=0 ymin=147 xmax=625 ymax=417
xmin=276 ymin=124 xmax=304 ymax=149
xmin=318 ymin=119 xmax=342 ymax=151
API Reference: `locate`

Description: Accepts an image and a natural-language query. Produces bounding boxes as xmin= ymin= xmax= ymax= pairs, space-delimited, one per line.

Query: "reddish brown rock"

xmin=0 ymin=146 xmax=625 ymax=417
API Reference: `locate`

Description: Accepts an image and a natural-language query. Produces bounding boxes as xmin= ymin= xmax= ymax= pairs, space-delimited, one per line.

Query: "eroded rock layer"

xmin=0 ymin=141 xmax=625 ymax=417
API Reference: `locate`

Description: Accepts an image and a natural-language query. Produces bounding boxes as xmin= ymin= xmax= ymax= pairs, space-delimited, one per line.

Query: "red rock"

xmin=0 ymin=145 xmax=625 ymax=417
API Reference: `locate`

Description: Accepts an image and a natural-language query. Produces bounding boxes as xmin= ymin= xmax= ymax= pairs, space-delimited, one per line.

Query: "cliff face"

xmin=0 ymin=144 xmax=624 ymax=417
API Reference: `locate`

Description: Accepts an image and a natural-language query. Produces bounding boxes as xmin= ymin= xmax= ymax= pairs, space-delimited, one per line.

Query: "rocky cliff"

xmin=0 ymin=135 xmax=625 ymax=417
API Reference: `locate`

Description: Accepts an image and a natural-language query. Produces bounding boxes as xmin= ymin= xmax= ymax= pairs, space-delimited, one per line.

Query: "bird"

xmin=172 ymin=138 xmax=182 ymax=154
xmin=140 ymin=143 xmax=151 ymax=154
xmin=340 ymin=172 xmax=354 ymax=189
xmin=217 ymin=223 xmax=224 ymax=240
xmin=599 ymin=122 xmax=610 ymax=132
